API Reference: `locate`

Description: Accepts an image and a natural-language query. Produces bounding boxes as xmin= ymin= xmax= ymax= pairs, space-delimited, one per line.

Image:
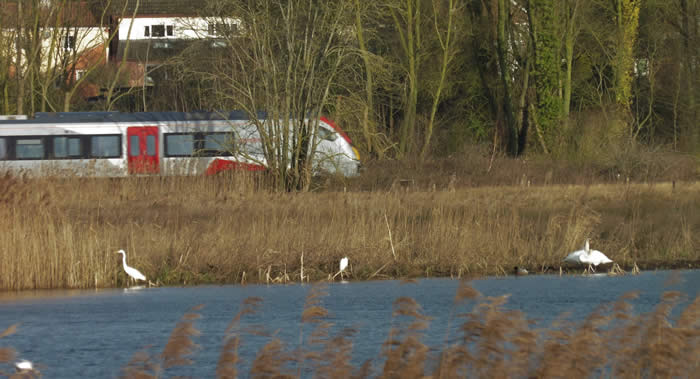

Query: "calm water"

xmin=0 ymin=270 xmax=698 ymax=378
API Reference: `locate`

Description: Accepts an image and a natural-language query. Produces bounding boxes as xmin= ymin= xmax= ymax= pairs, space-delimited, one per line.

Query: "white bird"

xmin=15 ymin=359 xmax=34 ymax=373
xmin=333 ymin=257 xmax=349 ymax=280
xmin=563 ymin=238 xmax=613 ymax=273
xmin=116 ymin=249 xmax=147 ymax=285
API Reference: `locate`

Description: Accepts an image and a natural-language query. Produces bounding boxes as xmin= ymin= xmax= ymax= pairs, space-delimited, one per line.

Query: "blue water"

xmin=0 ymin=270 xmax=698 ymax=378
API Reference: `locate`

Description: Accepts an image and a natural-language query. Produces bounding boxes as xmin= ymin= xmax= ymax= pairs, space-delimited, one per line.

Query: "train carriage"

xmin=0 ymin=111 xmax=361 ymax=178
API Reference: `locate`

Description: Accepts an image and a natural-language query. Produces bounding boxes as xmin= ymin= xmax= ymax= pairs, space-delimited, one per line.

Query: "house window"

xmin=75 ymin=70 xmax=86 ymax=81
xmin=208 ymin=22 xmax=235 ymax=36
xmin=64 ymin=35 xmax=75 ymax=50
xmin=153 ymin=41 xmax=173 ymax=49
xmin=145 ymin=25 xmax=173 ymax=38
xmin=0 ymin=138 xmax=6 ymax=159
xmin=151 ymin=25 xmax=165 ymax=37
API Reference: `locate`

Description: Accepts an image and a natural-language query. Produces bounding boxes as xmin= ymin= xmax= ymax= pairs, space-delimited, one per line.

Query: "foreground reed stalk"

xmin=1 ymin=282 xmax=698 ymax=378
xmin=0 ymin=173 xmax=697 ymax=290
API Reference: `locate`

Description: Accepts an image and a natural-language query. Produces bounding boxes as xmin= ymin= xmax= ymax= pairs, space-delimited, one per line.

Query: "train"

xmin=0 ymin=111 xmax=361 ymax=177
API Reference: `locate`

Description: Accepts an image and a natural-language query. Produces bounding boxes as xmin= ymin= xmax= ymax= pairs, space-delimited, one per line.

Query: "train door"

xmin=127 ymin=126 xmax=159 ymax=174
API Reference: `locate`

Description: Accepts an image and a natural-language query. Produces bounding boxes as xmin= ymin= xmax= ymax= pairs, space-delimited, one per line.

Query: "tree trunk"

xmin=680 ymin=0 xmax=698 ymax=148
xmin=15 ymin=0 xmax=24 ymax=115
xmin=529 ymin=0 xmax=561 ymax=151
xmin=562 ymin=0 xmax=581 ymax=120
xmin=497 ymin=0 xmax=518 ymax=155
xmin=354 ymin=0 xmax=377 ymax=156
xmin=420 ymin=0 xmax=458 ymax=159
xmin=611 ymin=0 xmax=639 ymax=138
xmin=391 ymin=0 xmax=421 ymax=157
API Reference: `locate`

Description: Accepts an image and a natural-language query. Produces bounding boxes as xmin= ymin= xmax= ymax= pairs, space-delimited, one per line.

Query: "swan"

xmin=563 ymin=238 xmax=613 ymax=273
xmin=116 ymin=249 xmax=147 ymax=285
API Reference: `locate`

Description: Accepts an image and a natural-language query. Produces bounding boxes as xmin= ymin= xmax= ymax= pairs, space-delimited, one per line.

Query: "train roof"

xmin=0 ymin=111 xmax=268 ymax=125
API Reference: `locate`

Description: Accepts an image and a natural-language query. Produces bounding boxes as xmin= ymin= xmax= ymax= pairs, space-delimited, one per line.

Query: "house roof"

xmin=105 ymin=0 xmax=207 ymax=16
xmin=0 ymin=1 xmax=103 ymax=28
xmin=0 ymin=1 xmax=220 ymax=28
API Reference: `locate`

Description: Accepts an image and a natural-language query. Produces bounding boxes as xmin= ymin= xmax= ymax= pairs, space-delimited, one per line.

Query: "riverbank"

xmin=0 ymin=170 xmax=697 ymax=290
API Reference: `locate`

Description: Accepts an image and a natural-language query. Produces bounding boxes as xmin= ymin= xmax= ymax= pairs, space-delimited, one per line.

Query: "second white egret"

xmin=333 ymin=257 xmax=349 ymax=280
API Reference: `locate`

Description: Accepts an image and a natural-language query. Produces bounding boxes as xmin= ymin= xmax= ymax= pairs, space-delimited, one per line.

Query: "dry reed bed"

xmin=1 ymin=282 xmax=698 ymax=377
xmin=0 ymin=175 xmax=698 ymax=290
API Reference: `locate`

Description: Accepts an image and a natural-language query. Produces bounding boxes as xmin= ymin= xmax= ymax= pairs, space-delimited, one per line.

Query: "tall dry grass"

xmin=3 ymin=282 xmax=698 ymax=378
xmin=0 ymin=168 xmax=697 ymax=289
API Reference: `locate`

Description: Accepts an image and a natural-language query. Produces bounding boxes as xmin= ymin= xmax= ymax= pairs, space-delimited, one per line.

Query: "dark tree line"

xmin=2 ymin=0 xmax=699 ymax=163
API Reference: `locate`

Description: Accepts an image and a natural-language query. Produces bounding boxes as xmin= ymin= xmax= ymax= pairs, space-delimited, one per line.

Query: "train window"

xmin=91 ymin=135 xmax=120 ymax=158
xmin=129 ymin=135 xmax=140 ymax=157
xmin=16 ymin=138 xmax=45 ymax=159
xmin=146 ymin=135 xmax=156 ymax=156
xmin=318 ymin=127 xmax=337 ymax=142
xmin=0 ymin=138 xmax=5 ymax=159
xmin=165 ymin=134 xmax=194 ymax=156
xmin=53 ymin=136 xmax=82 ymax=158
xmin=201 ymin=133 xmax=234 ymax=156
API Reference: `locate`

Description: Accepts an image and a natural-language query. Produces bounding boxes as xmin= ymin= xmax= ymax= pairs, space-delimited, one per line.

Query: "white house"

xmin=102 ymin=0 xmax=238 ymax=91
xmin=106 ymin=0 xmax=238 ymax=61
xmin=1 ymin=1 xmax=109 ymax=76
xmin=118 ymin=16 xmax=237 ymax=41
xmin=1 ymin=0 xmax=237 ymax=102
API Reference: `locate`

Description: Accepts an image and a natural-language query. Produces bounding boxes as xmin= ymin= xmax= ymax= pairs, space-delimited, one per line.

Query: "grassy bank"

xmin=0 ymin=166 xmax=697 ymax=290
xmin=1 ymin=282 xmax=698 ymax=377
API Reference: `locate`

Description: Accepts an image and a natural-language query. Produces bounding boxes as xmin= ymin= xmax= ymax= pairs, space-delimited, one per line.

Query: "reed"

xmin=0 ymin=324 xmax=17 ymax=375
xmin=118 ymin=304 xmax=204 ymax=379
xmin=4 ymin=283 xmax=697 ymax=378
xmin=0 ymin=156 xmax=697 ymax=290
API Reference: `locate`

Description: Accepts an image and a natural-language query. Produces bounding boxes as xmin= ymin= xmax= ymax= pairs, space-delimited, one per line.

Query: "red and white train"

xmin=0 ymin=111 xmax=361 ymax=177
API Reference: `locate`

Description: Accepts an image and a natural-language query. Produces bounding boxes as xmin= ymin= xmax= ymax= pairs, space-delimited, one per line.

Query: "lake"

xmin=1 ymin=269 xmax=698 ymax=378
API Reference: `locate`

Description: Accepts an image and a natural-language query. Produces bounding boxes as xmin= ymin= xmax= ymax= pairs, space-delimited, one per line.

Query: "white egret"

xmin=563 ymin=238 xmax=613 ymax=273
xmin=116 ymin=249 xmax=147 ymax=285
xmin=333 ymin=257 xmax=349 ymax=280
xmin=15 ymin=359 xmax=35 ymax=373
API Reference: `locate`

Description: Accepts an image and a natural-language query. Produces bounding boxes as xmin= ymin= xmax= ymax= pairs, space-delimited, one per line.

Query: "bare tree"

xmin=202 ymin=0 xmax=355 ymax=191
xmin=0 ymin=1 xmax=20 ymax=113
